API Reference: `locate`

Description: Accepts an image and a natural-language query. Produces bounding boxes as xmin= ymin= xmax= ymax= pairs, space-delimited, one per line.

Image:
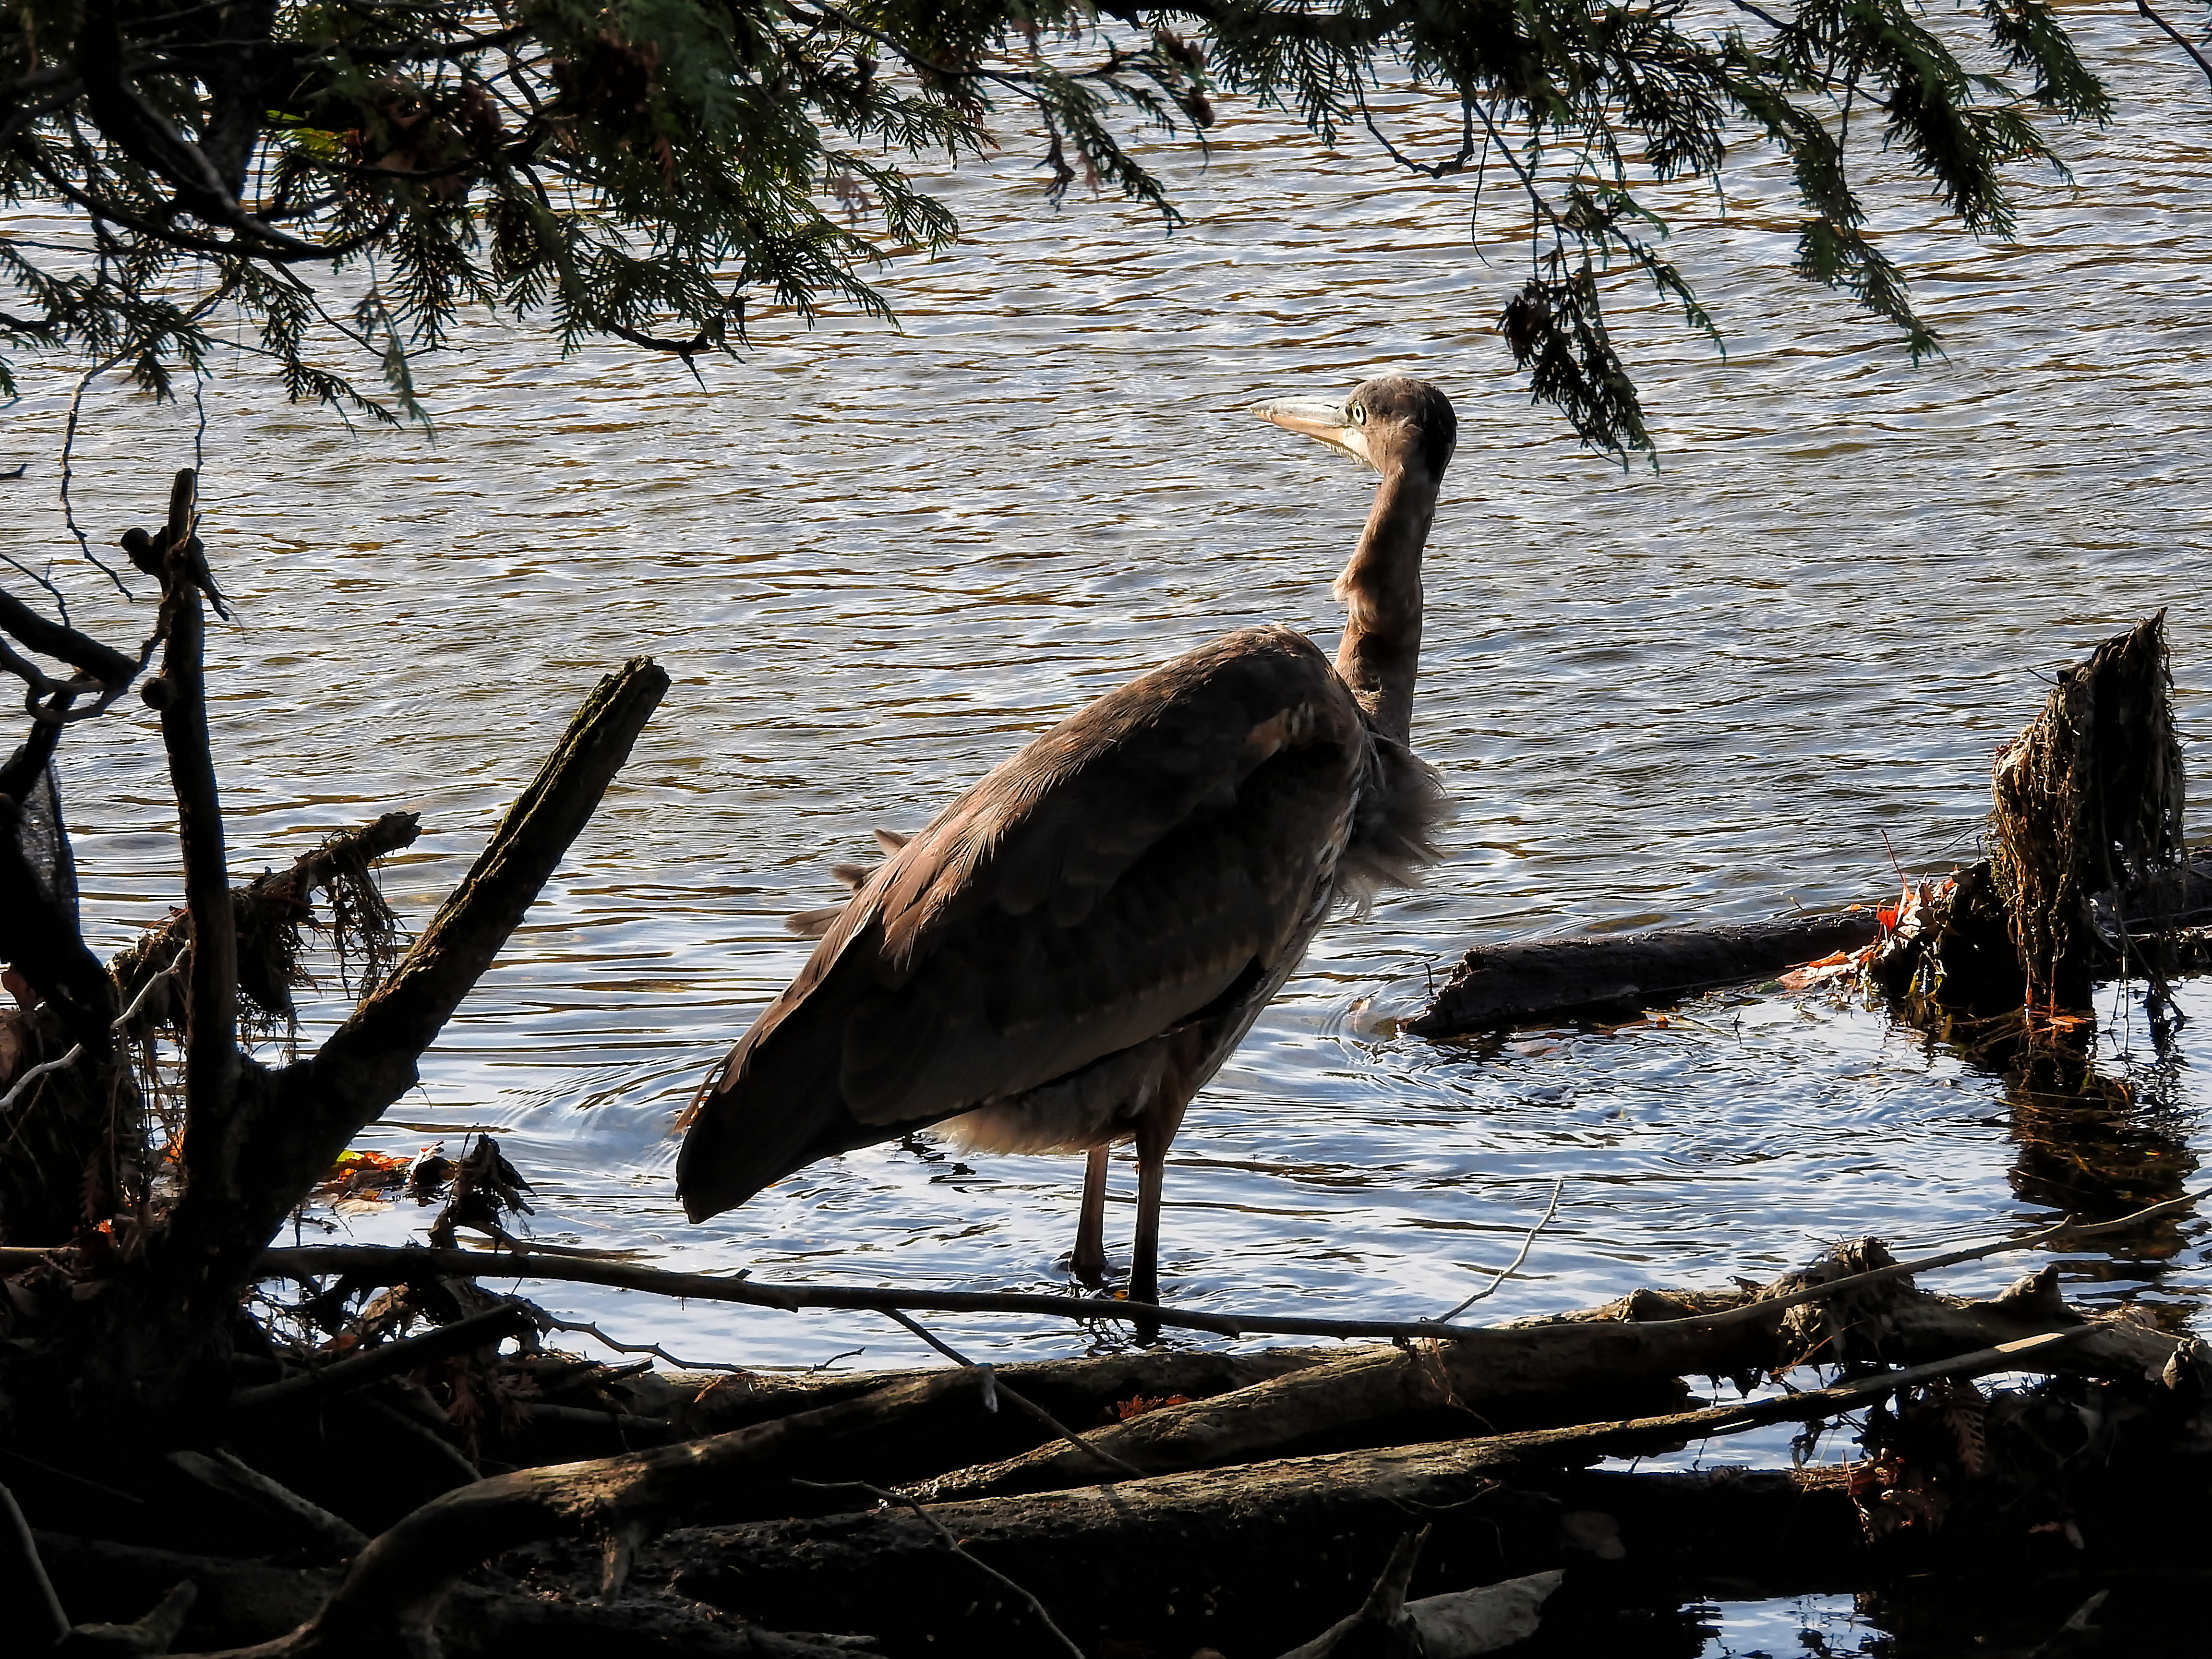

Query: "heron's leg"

xmin=1129 ymin=1094 xmax=1190 ymax=1311
xmin=1071 ymin=1143 xmax=1111 ymax=1286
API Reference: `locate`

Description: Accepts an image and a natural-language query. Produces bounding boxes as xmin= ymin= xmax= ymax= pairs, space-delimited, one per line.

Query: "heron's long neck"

xmin=1332 ymin=461 xmax=1438 ymax=746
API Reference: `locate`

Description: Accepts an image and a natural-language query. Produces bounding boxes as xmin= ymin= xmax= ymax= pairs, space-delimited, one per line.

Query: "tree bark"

xmin=658 ymin=1436 xmax=1861 ymax=1659
xmin=1990 ymin=611 xmax=2183 ymax=1010
xmin=32 ymin=1532 xmax=868 ymax=1658
xmin=224 ymin=1369 xmax=974 ymax=1659
xmin=907 ymin=1270 xmax=2167 ymax=1504
xmin=156 ymin=657 xmax=668 ymax=1312
xmin=1408 ymin=912 xmax=1881 ymax=1037
xmin=153 ymin=470 xmax=245 ymax=1200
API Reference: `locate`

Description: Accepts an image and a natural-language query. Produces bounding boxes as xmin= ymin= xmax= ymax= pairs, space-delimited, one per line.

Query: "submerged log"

xmin=1407 ymin=912 xmax=1881 ymax=1037
xmin=32 ymin=1532 xmax=864 ymax=1658
xmin=659 ymin=1437 xmax=1862 ymax=1658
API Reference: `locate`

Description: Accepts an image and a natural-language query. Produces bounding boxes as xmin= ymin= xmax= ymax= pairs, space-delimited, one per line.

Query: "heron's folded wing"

xmin=771 ymin=626 xmax=1367 ymax=1127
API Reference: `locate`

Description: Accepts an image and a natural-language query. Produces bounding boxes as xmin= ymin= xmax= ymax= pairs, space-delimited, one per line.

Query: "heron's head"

xmin=1251 ymin=376 xmax=1456 ymax=480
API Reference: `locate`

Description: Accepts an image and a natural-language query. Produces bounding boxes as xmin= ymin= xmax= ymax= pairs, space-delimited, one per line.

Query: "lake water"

xmin=3 ymin=8 xmax=2208 ymax=1655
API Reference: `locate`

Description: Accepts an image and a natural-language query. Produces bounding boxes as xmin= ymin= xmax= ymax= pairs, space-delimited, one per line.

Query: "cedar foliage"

xmin=1 ymin=0 xmax=2114 ymax=457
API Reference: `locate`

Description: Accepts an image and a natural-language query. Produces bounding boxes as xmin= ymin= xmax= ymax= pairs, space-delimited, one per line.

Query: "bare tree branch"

xmin=158 ymin=658 xmax=668 ymax=1299
xmin=146 ymin=469 xmax=244 ymax=1179
xmin=2140 ymin=0 xmax=2212 ymax=91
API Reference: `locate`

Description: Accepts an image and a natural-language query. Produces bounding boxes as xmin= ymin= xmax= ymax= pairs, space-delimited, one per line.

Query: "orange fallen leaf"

xmin=1107 ymin=1393 xmax=1190 ymax=1423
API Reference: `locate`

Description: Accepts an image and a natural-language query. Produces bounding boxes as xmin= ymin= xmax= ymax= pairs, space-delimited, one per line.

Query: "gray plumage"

xmin=679 ymin=377 xmax=1457 ymax=1303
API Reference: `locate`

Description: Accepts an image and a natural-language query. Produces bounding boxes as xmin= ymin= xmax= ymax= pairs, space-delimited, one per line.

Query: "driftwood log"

xmin=7 ymin=1211 xmax=2208 ymax=1656
xmin=1415 ymin=613 xmax=2204 ymax=1035
xmin=1407 ymin=911 xmax=1883 ymax=1036
xmin=1412 ymin=849 xmax=2212 ymax=1038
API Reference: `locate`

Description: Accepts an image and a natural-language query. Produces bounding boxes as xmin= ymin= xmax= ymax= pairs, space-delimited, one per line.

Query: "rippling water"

xmin=4 ymin=11 xmax=2210 ymax=1654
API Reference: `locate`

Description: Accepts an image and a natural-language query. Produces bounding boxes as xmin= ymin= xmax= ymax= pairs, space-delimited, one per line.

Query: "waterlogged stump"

xmin=1990 ymin=611 xmax=2184 ymax=1011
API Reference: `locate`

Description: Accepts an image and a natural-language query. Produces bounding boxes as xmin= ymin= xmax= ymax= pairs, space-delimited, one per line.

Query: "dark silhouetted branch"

xmin=255 ymin=1368 xmax=969 ymax=1658
xmin=159 ymin=659 xmax=668 ymax=1299
xmin=147 ymin=469 xmax=244 ymax=1159
xmin=257 ymin=1188 xmax=2200 ymax=1356
xmin=230 ymin=1302 xmax=535 ymax=1411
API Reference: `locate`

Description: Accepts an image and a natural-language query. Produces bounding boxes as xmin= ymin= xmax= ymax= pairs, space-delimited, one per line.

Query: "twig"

xmin=257 ymin=1242 xmax=1530 ymax=1340
xmin=1540 ymin=1324 xmax=2102 ymax=1454
xmin=0 ymin=1478 xmax=69 ymax=1646
xmin=1435 ymin=1176 xmax=1563 ymax=1322
xmin=231 ymin=1302 xmax=533 ymax=1410
xmin=0 ymin=1042 xmax=83 ymax=1115
xmin=255 ymin=1188 xmax=2206 ymax=1347
xmin=1644 ymin=1187 xmax=2210 ymax=1332
xmin=790 ymin=1477 xmax=1085 ymax=1659
xmin=2140 ymin=0 xmax=2212 ymax=92
xmin=882 ymin=1308 xmax=1146 ymax=1479
xmin=537 ymin=1316 xmax=751 ymax=1374
xmin=55 ymin=350 xmax=136 ymax=607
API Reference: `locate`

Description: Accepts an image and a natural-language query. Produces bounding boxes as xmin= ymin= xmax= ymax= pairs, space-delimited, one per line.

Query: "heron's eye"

xmin=1348 ymin=403 xmax=1367 ymax=425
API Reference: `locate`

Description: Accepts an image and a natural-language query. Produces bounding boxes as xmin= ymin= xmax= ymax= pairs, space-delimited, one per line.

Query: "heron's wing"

xmin=677 ymin=626 xmax=1367 ymax=1218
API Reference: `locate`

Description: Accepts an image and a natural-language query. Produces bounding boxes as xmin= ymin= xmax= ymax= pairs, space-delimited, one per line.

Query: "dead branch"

xmin=230 ymin=1302 xmax=534 ymax=1411
xmin=1633 ymin=1186 xmax=2204 ymax=1334
xmin=253 ymin=1186 xmax=2203 ymax=1347
xmin=158 ymin=657 xmax=668 ymax=1302
xmin=1275 ymin=1526 xmax=1427 ymax=1659
xmin=216 ymin=1368 xmax=972 ymax=1659
xmin=1 ymin=1477 xmax=70 ymax=1647
xmin=109 ymin=809 xmax=424 ymax=1035
xmin=908 ymin=1256 xmax=2164 ymax=1504
xmin=147 ymin=469 xmax=245 ymax=1139
xmin=0 ymin=587 xmax=141 ymax=690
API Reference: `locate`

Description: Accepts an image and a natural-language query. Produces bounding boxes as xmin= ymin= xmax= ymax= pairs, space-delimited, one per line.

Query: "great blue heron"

xmin=678 ymin=376 xmax=1455 ymax=1305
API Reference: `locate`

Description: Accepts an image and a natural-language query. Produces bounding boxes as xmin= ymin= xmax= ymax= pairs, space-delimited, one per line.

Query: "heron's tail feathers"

xmin=1335 ymin=733 xmax=1451 ymax=913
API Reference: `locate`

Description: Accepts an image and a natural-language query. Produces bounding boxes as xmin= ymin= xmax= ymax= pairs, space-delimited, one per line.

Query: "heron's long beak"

xmin=1251 ymin=395 xmax=1374 ymax=468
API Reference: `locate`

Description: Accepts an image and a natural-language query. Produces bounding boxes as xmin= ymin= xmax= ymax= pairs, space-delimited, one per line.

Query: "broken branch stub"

xmin=1990 ymin=611 xmax=2184 ymax=1010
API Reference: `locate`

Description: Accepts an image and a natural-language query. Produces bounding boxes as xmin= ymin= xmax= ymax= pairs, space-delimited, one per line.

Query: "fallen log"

xmin=252 ymin=1219 xmax=2192 ymax=1519
xmin=1411 ymin=851 xmax=2212 ymax=1037
xmin=662 ymin=1430 xmax=1864 ymax=1657
xmin=204 ymin=1368 xmax=976 ymax=1658
xmin=825 ymin=1241 xmax=2185 ymax=1508
xmin=1407 ymin=911 xmax=1883 ymax=1036
xmin=31 ymin=1532 xmax=866 ymax=1658
xmin=659 ymin=1325 xmax=2203 ymax=1658
xmin=676 ymin=1344 xmax=1337 ymax=1438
